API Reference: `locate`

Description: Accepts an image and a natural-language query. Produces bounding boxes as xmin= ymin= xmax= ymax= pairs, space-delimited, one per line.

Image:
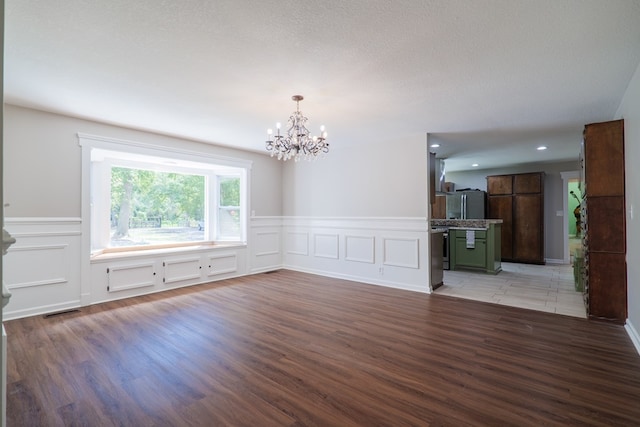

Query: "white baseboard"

xmin=3 ymin=300 xmax=81 ymax=322
xmin=545 ymin=258 xmax=567 ymax=265
xmin=283 ymin=265 xmax=430 ymax=295
xmin=625 ymin=320 xmax=640 ymax=356
xmin=250 ymin=265 xmax=283 ymax=274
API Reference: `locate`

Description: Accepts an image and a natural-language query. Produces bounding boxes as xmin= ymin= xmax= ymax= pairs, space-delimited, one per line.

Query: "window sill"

xmin=90 ymin=242 xmax=246 ymax=262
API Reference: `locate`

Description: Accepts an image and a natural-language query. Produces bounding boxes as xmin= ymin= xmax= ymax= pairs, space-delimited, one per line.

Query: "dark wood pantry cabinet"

xmin=581 ymin=119 xmax=626 ymax=323
xmin=487 ymin=172 xmax=545 ymax=264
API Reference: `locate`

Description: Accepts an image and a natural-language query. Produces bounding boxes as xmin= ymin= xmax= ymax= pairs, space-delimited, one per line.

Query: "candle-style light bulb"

xmin=267 ymin=129 xmax=273 ymax=136
xmin=320 ymin=125 xmax=325 ymax=132
xmin=276 ymin=122 xmax=281 ymax=129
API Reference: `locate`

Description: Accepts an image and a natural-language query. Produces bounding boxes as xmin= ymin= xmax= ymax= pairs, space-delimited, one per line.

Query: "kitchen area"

xmin=428 ymin=154 xmax=585 ymax=318
xmin=429 ymin=154 xmax=502 ymax=291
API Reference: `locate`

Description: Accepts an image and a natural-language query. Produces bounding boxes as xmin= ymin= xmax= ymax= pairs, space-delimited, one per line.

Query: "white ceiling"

xmin=5 ymin=1 xmax=640 ymax=172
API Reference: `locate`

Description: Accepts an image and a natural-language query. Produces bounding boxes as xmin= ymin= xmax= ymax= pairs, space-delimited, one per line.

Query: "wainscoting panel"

xmin=249 ymin=217 xmax=282 ymax=273
xmin=286 ymin=232 xmax=309 ymax=256
xmin=345 ymin=235 xmax=376 ymax=264
xmin=254 ymin=232 xmax=280 ymax=257
xmin=314 ymin=233 xmax=339 ymax=260
xmin=3 ymin=218 xmax=82 ymax=320
xmin=383 ymin=238 xmax=420 ymax=269
xmin=4 ymin=244 xmax=69 ymax=289
xmin=280 ymin=217 xmax=429 ymax=294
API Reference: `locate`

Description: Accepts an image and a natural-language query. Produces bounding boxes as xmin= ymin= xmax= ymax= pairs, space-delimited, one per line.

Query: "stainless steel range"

xmin=442 ymin=230 xmax=449 ymax=270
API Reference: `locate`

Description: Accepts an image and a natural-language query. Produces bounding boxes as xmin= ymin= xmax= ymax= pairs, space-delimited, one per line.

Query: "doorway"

xmin=567 ymin=178 xmax=582 ymax=262
xmin=433 ymin=169 xmax=587 ymax=318
xmin=560 ymin=171 xmax=581 ymax=264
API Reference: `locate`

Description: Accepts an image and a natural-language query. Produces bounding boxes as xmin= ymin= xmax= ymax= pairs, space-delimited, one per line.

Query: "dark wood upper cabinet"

xmin=487 ymin=172 xmax=544 ymax=264
xmin=487 ymin=175 xmax=512 ymax=195
xmin=514 ymin=173 xmax=542 ymax=194
xmin=584 ymin=120 xmax=625 ymax=197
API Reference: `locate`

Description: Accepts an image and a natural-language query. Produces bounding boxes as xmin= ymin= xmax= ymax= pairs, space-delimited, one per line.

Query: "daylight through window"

xmin=110 ymin=167 xmax=206 ymax=248
xmin=81 ymin=137 xmax=249 ymax=255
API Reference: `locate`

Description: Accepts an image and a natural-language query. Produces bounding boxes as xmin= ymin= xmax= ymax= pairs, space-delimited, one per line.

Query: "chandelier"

xmin=265 ymin=95 xmax=329 ymax=161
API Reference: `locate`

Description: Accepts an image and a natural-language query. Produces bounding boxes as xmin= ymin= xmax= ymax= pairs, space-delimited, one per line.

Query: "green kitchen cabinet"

xmin=449 ymin=224 xmax=502 ymax=274
xmin=453 ymin=235 xmax=487 ymax=268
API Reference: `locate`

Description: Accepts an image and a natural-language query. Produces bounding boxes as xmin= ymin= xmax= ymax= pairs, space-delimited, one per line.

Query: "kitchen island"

xmin=431 ymin=219 xmax=502 ymax=274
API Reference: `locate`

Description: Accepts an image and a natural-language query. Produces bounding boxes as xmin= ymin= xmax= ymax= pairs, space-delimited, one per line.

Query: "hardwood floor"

xmin=5 ymin=270 xmax=640 ymax=426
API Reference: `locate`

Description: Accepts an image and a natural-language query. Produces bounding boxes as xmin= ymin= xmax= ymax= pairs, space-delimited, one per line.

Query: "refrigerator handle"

xmin=462 ymin=194 xmax=466 ymax=219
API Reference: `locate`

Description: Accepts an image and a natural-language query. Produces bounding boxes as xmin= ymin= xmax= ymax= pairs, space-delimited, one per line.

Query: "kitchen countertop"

xmin=430 ymin=219 xmax=503 ymax=229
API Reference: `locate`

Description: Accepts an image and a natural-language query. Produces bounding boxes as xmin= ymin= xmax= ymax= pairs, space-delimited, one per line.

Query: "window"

xmin=217 ymin=176 xmax=241 ymax=240
xmin=110 ymin=166 xmax=206 ymax=248
xmin=79 ymin=134 xmax=250 ymax=255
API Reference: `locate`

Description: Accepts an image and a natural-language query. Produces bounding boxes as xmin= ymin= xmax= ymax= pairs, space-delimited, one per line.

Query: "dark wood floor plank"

xmin=5 ymin=270 xmax=640 ymax=426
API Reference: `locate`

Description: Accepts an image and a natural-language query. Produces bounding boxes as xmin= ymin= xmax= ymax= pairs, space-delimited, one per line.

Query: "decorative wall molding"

xmin=3 ymin=218 xmax=82 ymax=321
xmin=253 ymin=231 xmax=280 ymax=257
xmin=4 ymin=217 xmax=82 ymax=237
xmin=345 ymin=235 xmax=376 ymax=264
xmin=286 ymin=232 xmax=309 ymax=256
xmin=5 ymin=217 xmax=82 ymax=225
xmin=249 ymin=217 xmax=282 ymax=273
xmin=282 ymin=216 xmax=427 ymax=232
xmin=279 ymin=216 xmax=430 ymax=294
xmin=383 ymin=238 xmax=420 ymax=269
xmin=313 ymin=233 xmax=339 ymax=259
xmin=5 ymin=242 xmax=70 ymax=289
xmin=4 ymin=215 xmax=430 ymax=320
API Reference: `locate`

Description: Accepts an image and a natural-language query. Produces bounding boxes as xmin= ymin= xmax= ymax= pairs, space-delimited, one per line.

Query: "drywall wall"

xmin=3 ymin=104 xmax=282 ymax=218
xmin=616 ymin=58 xmax=640 ymax=341
xmin=446 ymin=160 xmax=579 ymax=261
xmin=281 ymin=134 xmax=428 ymax=218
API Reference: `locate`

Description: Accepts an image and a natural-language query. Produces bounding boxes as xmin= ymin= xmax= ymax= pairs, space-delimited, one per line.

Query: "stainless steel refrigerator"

xmin=446 ymin=190 xmax=486 ymax=219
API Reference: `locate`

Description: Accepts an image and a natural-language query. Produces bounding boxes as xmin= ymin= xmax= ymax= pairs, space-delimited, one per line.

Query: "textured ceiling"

xmin=5 ymin=0 xmax=640 ymax=171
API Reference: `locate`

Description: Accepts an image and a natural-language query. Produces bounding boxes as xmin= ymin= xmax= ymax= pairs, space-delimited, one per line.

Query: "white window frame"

xmin=216 ymin=175 xmax=242 ymax=241
xmin=79 ymin=133 xmax=251 ymax=256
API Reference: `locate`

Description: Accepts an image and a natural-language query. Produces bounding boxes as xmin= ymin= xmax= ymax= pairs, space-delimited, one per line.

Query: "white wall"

xmin=616 ymin=59 xmax=640 ymax=351
xmin=3 ymin=105 xmax=283 ymax=218
xmin=279 ymin=133 xmax=431 ymax=292
xmin=282 ymin=134 xmax=428 ymax=218
xmin=446 ymin=160 xmax=579 ymax=261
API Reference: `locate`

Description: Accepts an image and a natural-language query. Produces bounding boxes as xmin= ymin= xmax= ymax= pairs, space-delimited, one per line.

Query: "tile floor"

xmin=435 ymin=262 xmax=587 ymax=318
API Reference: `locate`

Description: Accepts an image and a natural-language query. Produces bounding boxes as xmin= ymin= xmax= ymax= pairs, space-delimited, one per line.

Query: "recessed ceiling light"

xmin=537 ymin=146 xmax=547 ymax=151
xmin=430 ymin=143 xmax=440 ymax=148
xmin=471 ymin=163 xmax=479 ymax=167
